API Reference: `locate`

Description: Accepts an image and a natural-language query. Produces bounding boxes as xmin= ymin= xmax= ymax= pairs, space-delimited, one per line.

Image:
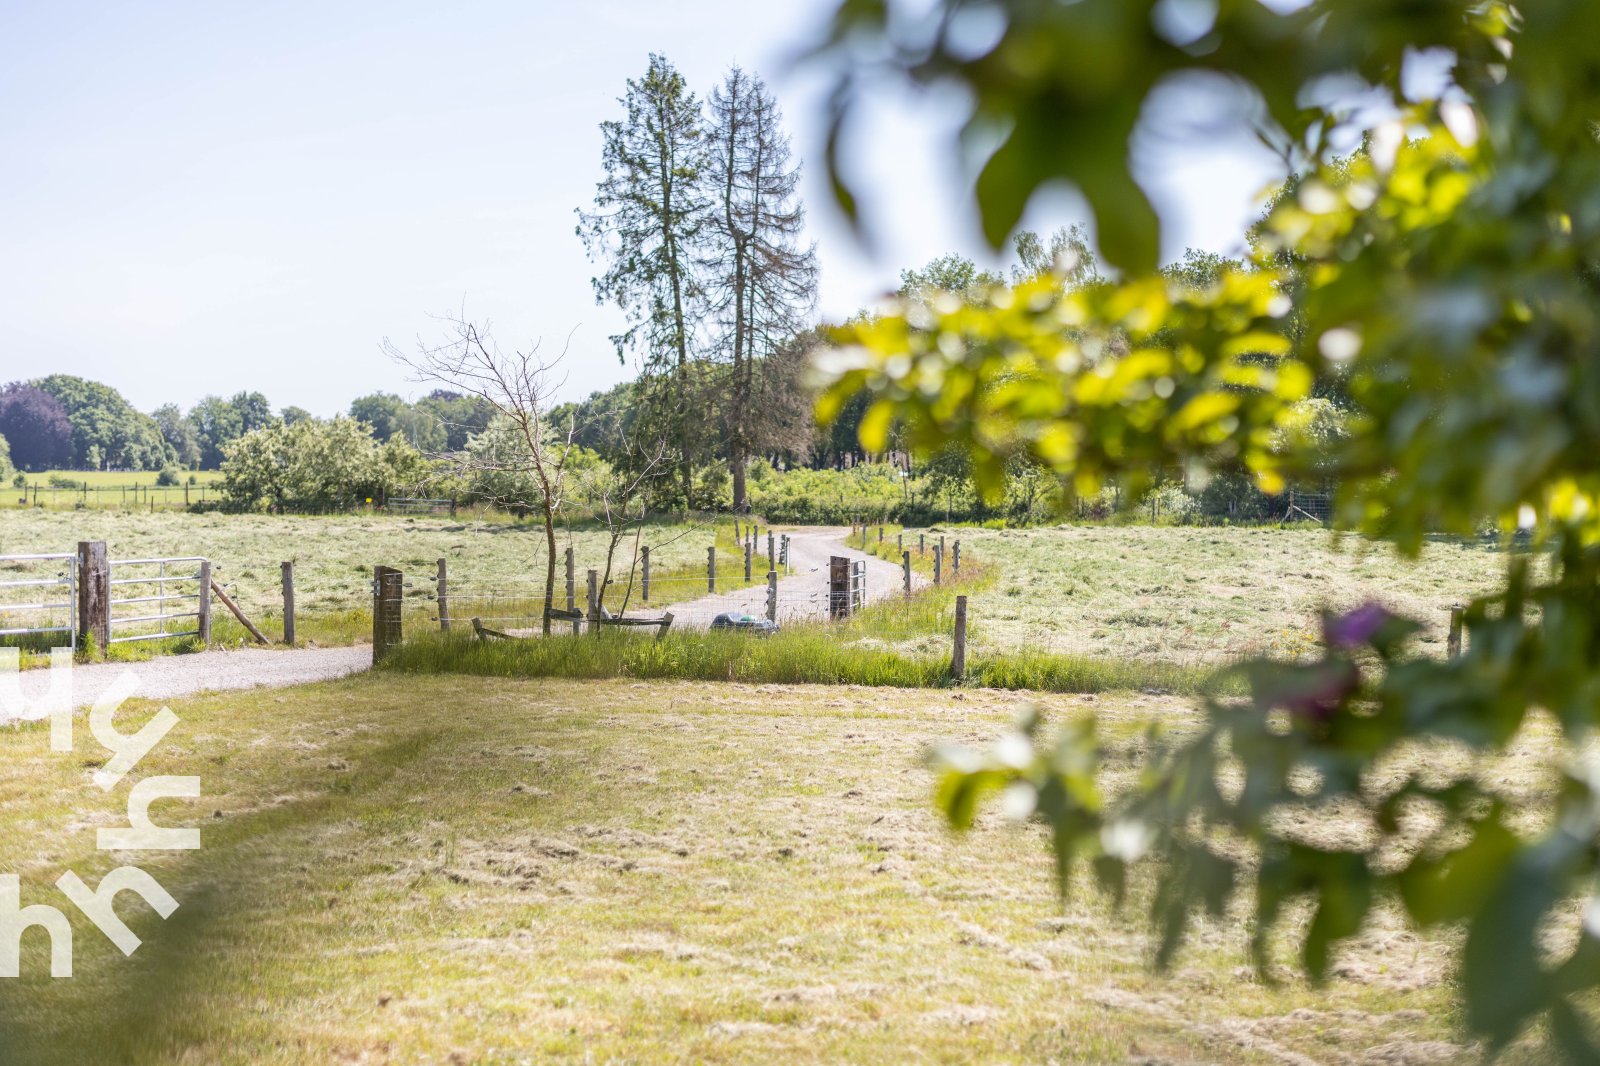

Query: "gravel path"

xmin=659 ymin=527 xmax=924 ymax=628
xmin=5 ymin=645 xmax=370 ymax=716
xmin=0 ymin=531 xmax=918 ymax=720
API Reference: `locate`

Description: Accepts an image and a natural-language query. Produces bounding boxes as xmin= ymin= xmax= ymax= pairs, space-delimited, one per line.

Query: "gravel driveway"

xmin=659 ymin=527 xmax=925 ymax=628
xmin=5 ymin=645 xmax=370 ymax=716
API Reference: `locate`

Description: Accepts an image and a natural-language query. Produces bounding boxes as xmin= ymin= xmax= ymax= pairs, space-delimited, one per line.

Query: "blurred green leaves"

xmin=814 ymin=0 xmax=1600 ymax=1055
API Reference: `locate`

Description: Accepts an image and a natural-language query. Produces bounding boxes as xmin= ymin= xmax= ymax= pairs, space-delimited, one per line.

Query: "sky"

xmin=0 ymin=0 xmax=1286 ymax=417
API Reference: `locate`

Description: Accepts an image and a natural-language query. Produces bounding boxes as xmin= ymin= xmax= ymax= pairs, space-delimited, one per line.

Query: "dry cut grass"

xmin=0 ymin=673 xmax=1554 ymax=1064
xmin=934 ymin=525 xmax=1514 ymax=664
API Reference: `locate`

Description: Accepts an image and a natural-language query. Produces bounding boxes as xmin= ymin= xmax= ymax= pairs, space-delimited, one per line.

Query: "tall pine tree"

xmin=577 ymin=54 xmax=708 ymax=504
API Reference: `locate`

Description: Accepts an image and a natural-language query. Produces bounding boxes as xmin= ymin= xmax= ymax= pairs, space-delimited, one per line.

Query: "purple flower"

xmin=1325 ymin=603 xmax=1390 ymax=649
xmin=1279 ymin=661 xmax=1361 ymax=723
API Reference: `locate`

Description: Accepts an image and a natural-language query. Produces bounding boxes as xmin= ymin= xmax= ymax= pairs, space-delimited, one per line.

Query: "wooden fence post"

xmin=708 ymin=546 xmax=716 ymax=593
xmin=76 ymin=541 xmax=109 ymax=656
xmin=1447 ymin=604 xmax=1464 ymax=660
xmin=953 ymin=541 xmax=961 ymax=575
xmin=767 ymin=531 xmax=775 ymax=568
xmin=767 ymin=571 xmax=778 ymax=623
xmin=566 ymin=546 xmax=579 ymax=635
xmin=372 ymin=566 xmax=402 ymax=663
xmin=587 ymin=569 xmax=600 ymax=636
xmin=919 ymin=533 xmax=925 ymax=556
xmin=745 ymin=542 xmax=753 ymax=583
xmin=281 ymin=561 xmax=296 ymax=644
xmin=951 ymin=595 xmax=968 ymax=679
xmin=197 ymin=560 xmax=212 ymax=646
xmin=642 ymin=546 xmax=651 ymax=601
xmin=897 ymin=532 xmax=903 ymax=554
xmin=878 ymin=524 xmax=883 ymax=543
xmin=934 ymin=544 xmax=942 ymax=586
xmin=902 ymin=551 xmax=912 ymax=597
xmin=435 ymin=558 xmax=449 ymax=633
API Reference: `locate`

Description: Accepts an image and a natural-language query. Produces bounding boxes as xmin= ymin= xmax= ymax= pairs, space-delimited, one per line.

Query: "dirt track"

xmin=657 ymin=526 xmax=924 ymax=628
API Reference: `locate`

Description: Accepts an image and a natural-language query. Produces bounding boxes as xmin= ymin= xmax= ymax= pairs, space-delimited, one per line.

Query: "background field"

xmin=892 ymin=524 xmax=1513 ymax=663
xmin=0 ymin=674 xmax=1529 ymax=1064
xmin=0 ymin=510 xmax=732 ymax=628
xmin=1 ymin=510 xmax=1516 ymax=664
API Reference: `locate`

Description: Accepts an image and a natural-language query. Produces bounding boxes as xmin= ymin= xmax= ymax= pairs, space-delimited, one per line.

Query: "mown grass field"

xmin=0 ymin=510 xmax=736 ymax=643
xmin=2 ymin=672 xmax=1547 ymax=1064
xmin=908 ymin=524 xmax=1514 ymax=664
xmin=2 ymin=511 xmax=1517 ymax=675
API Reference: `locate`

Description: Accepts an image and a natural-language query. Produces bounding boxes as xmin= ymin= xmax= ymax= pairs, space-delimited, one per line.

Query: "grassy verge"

xmin=0 ymin=675 xmax=1490 ymax=1064
xmin=380 ymin=579 xmax=1236 ymax=698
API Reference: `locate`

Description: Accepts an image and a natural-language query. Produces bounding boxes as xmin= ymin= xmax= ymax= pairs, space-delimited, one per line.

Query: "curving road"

xmin=656 ymin=526 xmax=925 ymax=629
xmin=0 ymin=530 xmax=927 ymax=719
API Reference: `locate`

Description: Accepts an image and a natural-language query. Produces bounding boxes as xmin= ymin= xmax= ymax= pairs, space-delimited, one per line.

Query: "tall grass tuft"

xmin=379 ymin=618 xmax=1235 ymax=697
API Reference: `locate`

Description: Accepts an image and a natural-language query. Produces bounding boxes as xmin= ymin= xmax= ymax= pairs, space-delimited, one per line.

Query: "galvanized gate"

xmin=107 ymin=556 xmax=210 ymax=645
xmin=0 ymin=553 xmax=78 ymax=646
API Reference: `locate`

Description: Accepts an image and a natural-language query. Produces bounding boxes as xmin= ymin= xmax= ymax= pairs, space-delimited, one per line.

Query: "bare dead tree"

xmin=703 ymin=66 xmax=818 ymax=512
xmin=575 ymin=438 xmax=670 ymax=616
xmin=385 ymin=314 xmax=575 ymax=636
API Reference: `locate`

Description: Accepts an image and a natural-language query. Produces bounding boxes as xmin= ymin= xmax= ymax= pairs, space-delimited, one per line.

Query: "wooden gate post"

xmin=829 ymin=556 xmax=851 ymax=619
xmin=951 ymin=595 xmax=968 ymax=679
xmin=197 ymin=560 xmax=212 ymax=646
xmin=641 ymin=546 xmax=651 ymax=601
xmin=435 ymin=558 xmax=449 ymax=633
xmin=1447 ymin=605 xmax=1464 ymax=660
xmin=587 ymin=569 xmax=600 ymax=636
xmin=767 ymin=571 xmax=778 ymax=623
xmin=76 ymin=541 xmax=109 ymax=656
xmin=281 ymin=561 xmax=296 ymax=644
xmin=566 ymin=546 xmax=579 ymax=635
xmin=902 ymin=551 xmax=912 ymax=597
xmin=372 ymin=566 xmax=402 ymax=663
xmin=708 ymin=547 xmax=716 ymax=594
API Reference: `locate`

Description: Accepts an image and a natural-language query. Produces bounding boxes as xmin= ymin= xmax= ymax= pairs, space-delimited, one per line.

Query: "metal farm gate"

xmin=107 ymin=556 xmax=210 ymax=645
xmin=0 ymin=553 xmax=78 ymax=646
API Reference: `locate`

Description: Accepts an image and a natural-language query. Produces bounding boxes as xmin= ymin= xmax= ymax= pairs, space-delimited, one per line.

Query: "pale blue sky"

xmin=0 ymin=0 xmax=1284 ymax=416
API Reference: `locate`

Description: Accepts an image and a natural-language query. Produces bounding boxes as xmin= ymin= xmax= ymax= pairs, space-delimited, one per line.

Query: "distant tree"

xmin=152 ymin=403 xmax=202 ymax=468
xmin=578 ymin=53 xmax=709 ymax=502
xmin=703 ymin=65 xmax=819 ymax=511
xmin=219 ymin=417 xmax=426 ymax=513
xmin=0 ymin=431 xmax=11 ymax=479
xmin=230 ymin=391 xmax=274 ymax=434
xmin=1012 ymin=224 xmax=1101 ymax=286
xmin=191 ymin=391 xmax=273 ymax=468
xmin=897 ymin=254 xmax=1003 ymax=300
xmin=279 ymin=405 xmax=315 ymax=426
xmin=1161 ymin=248 xmax=1237 ymax=292
xmin=0 ymin=383 xmax=72 ymax=471
xmin=415 ymin=390 xmax=493 ymax=452
xmin=30 ymin=374 xmax=172 ymax=470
